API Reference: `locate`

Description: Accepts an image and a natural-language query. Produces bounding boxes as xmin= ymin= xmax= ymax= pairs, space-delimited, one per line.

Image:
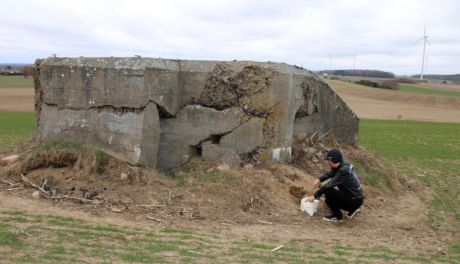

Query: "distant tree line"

xmin=0 ymin=65 xmax=21 ymax=75
xmin=21 ymin=66 xmax=34 ymax=78
xmin=354 ymin=79 xmax=399 ymax=90
xmin=319 ymin=69 xmax=395 ymax=78
xmin=0 ymin=64 xmax=33 ymax=77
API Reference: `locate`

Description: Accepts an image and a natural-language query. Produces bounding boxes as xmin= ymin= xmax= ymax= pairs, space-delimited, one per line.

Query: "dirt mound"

xmin=0 ymin=134 xmax=411 ymax=226
xmin=0 ymin=140 xmax=314 ymax=224
xmin=0 ymin=135 xmax=359 ymax=226
xmin=288 ymin=185 xmax=307 ymax=201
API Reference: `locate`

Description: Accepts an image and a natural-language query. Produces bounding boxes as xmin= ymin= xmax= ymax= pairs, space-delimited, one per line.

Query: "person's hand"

xmin=307 ymin=196 xmax=315 ymax=202
xmin=313 ymin=179 xmax=321 ymax=189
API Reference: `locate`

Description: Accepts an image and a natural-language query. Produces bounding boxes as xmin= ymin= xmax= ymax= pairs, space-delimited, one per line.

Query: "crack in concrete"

xmin=41 ymin=100 xmax=159 ymax=114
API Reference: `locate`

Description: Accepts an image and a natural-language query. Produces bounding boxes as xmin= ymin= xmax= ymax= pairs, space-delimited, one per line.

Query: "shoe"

xmin=322 ymin=215 xmax=343 ymax=222
xmin=346 ymin=207 xmax=361 ymax=219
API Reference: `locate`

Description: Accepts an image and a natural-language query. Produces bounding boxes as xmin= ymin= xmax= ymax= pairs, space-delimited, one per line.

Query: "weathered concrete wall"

xmin=34 ymin=57 xmax=358 ymax=171
xmin=293 ymin=75 xmax=359 ymax=143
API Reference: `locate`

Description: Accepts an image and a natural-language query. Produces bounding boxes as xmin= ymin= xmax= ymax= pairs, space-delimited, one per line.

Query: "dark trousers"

xmin=324 ymin=188 xmax=363 ymax=219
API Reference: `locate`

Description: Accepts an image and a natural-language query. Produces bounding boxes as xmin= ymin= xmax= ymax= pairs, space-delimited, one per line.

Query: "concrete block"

xmin=38 ymin=102 xmax=159 ymax=166
xmin=34 ymin=57 xmax=359 ymax=170
xmin=157 ymin=105 xmax=250 ymax=171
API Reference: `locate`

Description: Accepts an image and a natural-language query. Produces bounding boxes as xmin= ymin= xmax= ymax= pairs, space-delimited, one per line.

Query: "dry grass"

xmin=13 ymin=141 xmax=112 ymax=178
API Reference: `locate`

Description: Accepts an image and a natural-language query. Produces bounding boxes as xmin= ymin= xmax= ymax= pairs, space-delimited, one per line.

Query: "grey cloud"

xmin=0 ymin=0 xmax=458 ymax=74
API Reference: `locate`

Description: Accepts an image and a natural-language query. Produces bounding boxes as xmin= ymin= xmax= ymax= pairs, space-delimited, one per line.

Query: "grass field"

xmin=1 ymin=115 xmax=459 ymax=262
xmin=399 ymin=84 xmax=460 ymax=97
xmin=0 ymin=76 xmax=33 ymax=88
xmin=360 ymin=119 xmax=460 ymax=241
xmin=0 ymin=210 xmax=453 ymax=263
xmin=0 ymin=111 xmax=35 ymax=154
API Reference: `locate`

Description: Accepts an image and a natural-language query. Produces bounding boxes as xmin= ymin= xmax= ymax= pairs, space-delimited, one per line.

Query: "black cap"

xmin=325 ymin=149 xmax=343 ymax=163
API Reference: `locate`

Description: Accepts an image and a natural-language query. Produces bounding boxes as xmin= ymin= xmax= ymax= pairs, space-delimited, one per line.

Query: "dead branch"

xmin=187 ymin=250 xmax=205 ymax=256
xmin=309 ymin=131 xmax=318 ymax=143
xmin=0 ymin=179 xmax=19 ymax=187
xmin=20 ymin=174 xmax=50 ymax=197
xmin=110 ymin=207 xmax=123 ymax=213
xmin=271 ymin=245 xmax=284 ymax=252
xmin=50 ymin=195 xmax=102 ymax=204
xmin=134 ymin=204 xmax=167 ymax=208
xmin=6 ymin=187 xmax=23 ymax=191
xmin=317 ymin=129 xmax=332 ymax=142
xmin=146 ymin=215 xmax=163 ymax=222
xmin=257 ymin=220 xmax=273 ymax=225
xmin=318 ymin=143 xmax=329 ymax=150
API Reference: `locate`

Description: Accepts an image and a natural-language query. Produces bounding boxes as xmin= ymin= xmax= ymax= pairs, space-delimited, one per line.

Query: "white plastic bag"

xmin=300 ymin=197 xmax=320 ymax=216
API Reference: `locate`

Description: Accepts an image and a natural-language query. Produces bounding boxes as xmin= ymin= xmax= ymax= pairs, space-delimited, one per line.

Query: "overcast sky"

xmin=1 ymin=0 xmax=459 ymax=75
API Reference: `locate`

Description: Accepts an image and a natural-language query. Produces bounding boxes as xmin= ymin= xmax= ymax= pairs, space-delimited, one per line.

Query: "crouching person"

xmin=307 ymin=149 xmax=363 ymax=222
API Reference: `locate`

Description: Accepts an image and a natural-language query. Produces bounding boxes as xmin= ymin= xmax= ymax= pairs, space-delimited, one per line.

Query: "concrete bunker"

xmin=34 ymin=57 xmax=359 ymax=171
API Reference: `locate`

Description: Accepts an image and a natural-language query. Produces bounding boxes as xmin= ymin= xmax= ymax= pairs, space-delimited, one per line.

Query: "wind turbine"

xmin=415 ymin=24 xmax=430 ymax=80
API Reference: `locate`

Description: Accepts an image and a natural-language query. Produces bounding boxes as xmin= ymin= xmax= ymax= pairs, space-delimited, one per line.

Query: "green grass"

xmin=355 ymin=166 xmax=389 ymax=188
xmin=399 ymin=84 xmax=460 ymax=97
xmin=0 ymin=111 xmax=35 ymax=154
xmin=360 ymin=119 xmax=460 ymax=160
xmin=27 ymin=140 xmax=110 ymax=173
xmin=93 ymin=149 xmax=109 ymax=172
xmin=359 ymin=119 xmax=460 ymax=238
xmin=0 ymin=76 xmax=33 ymax=88
xmin=38 ymin=140 xmax=83 ymax=151
xmin=0 ymin=229 xmax=26 ymax=249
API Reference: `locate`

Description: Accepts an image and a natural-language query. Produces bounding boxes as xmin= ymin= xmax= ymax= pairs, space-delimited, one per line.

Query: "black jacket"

xmin=314 ymin=162 xmax=363 ymax=200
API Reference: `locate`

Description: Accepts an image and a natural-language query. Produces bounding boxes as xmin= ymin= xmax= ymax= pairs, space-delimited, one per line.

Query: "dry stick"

xmin=6 ymin=187 xmax=23 ymax=191
xmin=146 ymin=215 xmax=163 ymax=222
xmin=20 ymin=174 xmax=50 ymax=197
xmin=0 ymin=179 xmax=18 ymax=187
xmin=20 ymin=174 xmax=100 ymax=204
xmin=134 ymin=204 xmax=167 ymax=208
xmin=41 ymin=179 xmax=47 ymax=190
xmin=110 ymin=207 xmax=123 ymax=213
xmin=50 ymin=195 xmax=102 ymax=204
xmin=309 ymin=131 xmax=319 ymax=143
xmin=257 ymin=220 xmax=273 ymax=225
xmin=317 ymin=129 xmax=332 ymax=142
xmin=271 ymin=245 xmax=284 ymax=252
xmin=317 ymin=141 xmax=330 ymax=150
xmin=187 ymin=250 xmax=205 ymax=256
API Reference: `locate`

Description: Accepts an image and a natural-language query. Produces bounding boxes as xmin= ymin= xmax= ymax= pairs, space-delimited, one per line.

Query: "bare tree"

xmin=21 ymin=66 xmax=33 ymax=78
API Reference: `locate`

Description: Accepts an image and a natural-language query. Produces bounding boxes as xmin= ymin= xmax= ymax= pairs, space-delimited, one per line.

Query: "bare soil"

xmin=330 ymin=80 xmax=460 ymax=122
xmin=0 ymin=88 xmax=34 ymax=112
